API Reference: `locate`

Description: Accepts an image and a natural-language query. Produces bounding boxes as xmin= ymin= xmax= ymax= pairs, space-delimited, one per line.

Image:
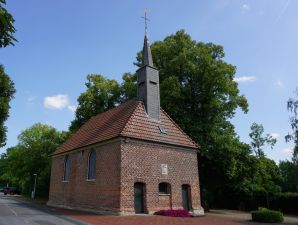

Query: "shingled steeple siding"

xmin=137 ymin=35 xmax=160 ymax=120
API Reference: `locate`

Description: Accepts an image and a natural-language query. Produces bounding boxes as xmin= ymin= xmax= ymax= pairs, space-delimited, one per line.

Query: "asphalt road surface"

xmin=0 ymin=193 xmax=88 ymax=225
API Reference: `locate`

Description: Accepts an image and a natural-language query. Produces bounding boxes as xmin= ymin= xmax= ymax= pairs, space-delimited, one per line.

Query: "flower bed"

xmin=154 ymin=209 xmax=191 ymax=217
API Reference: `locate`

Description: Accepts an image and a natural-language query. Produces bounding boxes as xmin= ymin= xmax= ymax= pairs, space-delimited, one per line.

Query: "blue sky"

xmin=1 ymin=0 xmax=297 ymax=162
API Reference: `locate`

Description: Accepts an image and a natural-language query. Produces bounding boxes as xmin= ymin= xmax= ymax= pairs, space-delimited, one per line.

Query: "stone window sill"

xmin=86 ymin=179 xmax=95 ymax=182
xmin=62 ymin=180 xmax=69 ymax=183
xmin=158 ymin=193 xmax=171 ymax=196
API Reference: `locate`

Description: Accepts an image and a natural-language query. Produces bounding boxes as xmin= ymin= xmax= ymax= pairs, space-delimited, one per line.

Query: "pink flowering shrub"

xmin=154 ymin=209 xmax=191 ymax=217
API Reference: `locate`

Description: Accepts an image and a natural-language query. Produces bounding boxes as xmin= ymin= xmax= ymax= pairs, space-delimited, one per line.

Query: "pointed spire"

xmin=142 ymin=35 xmax=153 ymax=67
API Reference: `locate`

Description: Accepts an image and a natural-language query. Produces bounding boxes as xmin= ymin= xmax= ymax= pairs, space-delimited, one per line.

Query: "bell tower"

xmin=137 ymin=12 xmax=160 ymax=120
xmin=137 ymin=35 xmax=160 ymax=120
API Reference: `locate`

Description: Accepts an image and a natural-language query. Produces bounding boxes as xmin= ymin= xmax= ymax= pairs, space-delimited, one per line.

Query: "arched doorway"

xmin=134 ymin=182 xmax=145 ymax=213
xmin=182 ymin=184 xmax=192 ymax=211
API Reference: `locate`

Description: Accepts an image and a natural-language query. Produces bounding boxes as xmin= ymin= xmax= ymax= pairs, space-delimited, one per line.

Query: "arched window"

xmin=87 ymin=149 xmax=96 ymax=180
xmin=63 ymin=155 xmax=71 ymax=181
xmin=159 ymin=182 xmax=171 ymax=194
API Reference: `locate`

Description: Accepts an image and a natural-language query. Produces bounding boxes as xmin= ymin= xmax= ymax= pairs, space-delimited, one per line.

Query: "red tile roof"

xmin=53 ymin=100 xmax=197 ymax=155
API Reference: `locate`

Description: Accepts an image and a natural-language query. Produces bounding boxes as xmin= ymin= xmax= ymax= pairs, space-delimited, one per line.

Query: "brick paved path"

xmin=69 ymin=214 xmax=251 ymax=225
xmin=59 ymin=209 xmax=298 ymax=225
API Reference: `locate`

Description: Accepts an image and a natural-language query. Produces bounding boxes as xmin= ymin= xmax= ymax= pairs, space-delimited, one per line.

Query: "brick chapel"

xmin=47 ymin=33 xmax=204 ymax=216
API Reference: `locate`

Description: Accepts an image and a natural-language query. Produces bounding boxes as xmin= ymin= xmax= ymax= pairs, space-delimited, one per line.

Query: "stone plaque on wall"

xmin=161 ymin=164 xmax=168 ymax=175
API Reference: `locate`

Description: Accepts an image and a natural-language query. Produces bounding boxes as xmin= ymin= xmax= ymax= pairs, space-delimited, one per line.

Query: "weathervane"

xmin=141 ymin=9 xmax=150 ymax=36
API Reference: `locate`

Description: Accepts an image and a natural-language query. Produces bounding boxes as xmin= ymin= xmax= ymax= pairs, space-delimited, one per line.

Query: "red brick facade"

xmin=48 ymin=137 xmax=204 ymax=215
xmin=48 ymin=140 xmax=122 ymax=213
xmin=120 ymin=139 xmax=202 ymax=215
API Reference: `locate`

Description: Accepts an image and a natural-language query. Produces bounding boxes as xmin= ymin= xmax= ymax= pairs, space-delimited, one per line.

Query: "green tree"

xmin=0 ymin=123 xmax=67 ymax=197
xmin=69 ymin=74 xmax=121 ymax=132
xmin=256 ymin=157 xmax=281 ymax=208
xmin=286 ymin=89 xmax=298 ymax=163
xmin=0 ymin=65 xmax=15 ymax=147
xmin=120 ymin=72 xmax=137 ymax=101
xmin=249 ymin=123 xmax=277 ymax=158
xmin=0 ymin=0 xmax=16 ymax=47
xmin=139 ymin=30 xmax=249 ymax=202
xmin=279 ymin=160 xmax=298 ymax=192
xmin=279 ymin=89 xmax=298 ymax=193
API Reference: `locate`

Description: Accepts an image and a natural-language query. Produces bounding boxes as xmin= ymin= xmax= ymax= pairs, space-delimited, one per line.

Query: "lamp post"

xmin=32 ymin=174 xmax=37 ymax=199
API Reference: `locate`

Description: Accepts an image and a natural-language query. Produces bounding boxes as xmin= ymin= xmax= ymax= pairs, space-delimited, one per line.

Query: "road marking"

xmin=7 ymin=205 xmax=18 ymax=216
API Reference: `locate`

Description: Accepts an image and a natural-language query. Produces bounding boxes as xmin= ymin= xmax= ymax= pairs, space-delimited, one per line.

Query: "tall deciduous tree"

xmin=286 ymin=89 xmax=298 ymax=163
xmin=279 ymin=89 xmax=298 ymax=193
xmin=0 ymin=0 xmax=16 ymax=47
xmin=69 ymin=74 xmax=121 ymax=132
xmin=249 ymin=123 xmax=277 ymax=158
xmin=0 ymin=123 xmax=68 ymax=197
xmin=279 ymin=160 xmax=298 ymax=192
xmin=140 ymin=30 xmax=249 ymax=199
xmin=0 ymin=65 xmax=15 ymax=147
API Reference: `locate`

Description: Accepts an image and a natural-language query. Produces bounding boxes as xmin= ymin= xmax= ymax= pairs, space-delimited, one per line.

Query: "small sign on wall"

xmin=161 ymin=164 xmax=168 ymax=175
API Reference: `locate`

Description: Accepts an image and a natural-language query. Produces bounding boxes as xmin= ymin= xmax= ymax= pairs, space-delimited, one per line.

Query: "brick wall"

xmin=120 ymin=139 xmax=202 ymax=214
xmin=48 ymin=138 xmax=203 ymax=215
xmin=48 ymin=140 xmax=122 ymax=212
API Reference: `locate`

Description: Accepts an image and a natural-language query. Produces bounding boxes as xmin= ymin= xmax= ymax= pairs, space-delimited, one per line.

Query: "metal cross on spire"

xmin=141 ymin=9 xmax=150 ymax=36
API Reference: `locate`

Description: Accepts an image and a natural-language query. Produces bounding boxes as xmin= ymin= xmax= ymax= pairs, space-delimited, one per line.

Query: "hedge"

xmin=251 ymin=208 xmax=284 ymax=223
xmin=271 ymin=192 xmax=298 ymax=215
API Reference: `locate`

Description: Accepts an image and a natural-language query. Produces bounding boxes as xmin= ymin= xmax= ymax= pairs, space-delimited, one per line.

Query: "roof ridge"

xmin=120 ymin=100 xmax=143 ymax=136
xmin=160 ymin=108 xmax=199 ymax=149
xmin=90 ymin=99 xmax=134 ymax=120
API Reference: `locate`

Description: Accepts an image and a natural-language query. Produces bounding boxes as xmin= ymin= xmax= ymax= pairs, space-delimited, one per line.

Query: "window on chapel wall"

xmin=87 ymin=149 xmax=96 ymax=180
xmin=159 ymin=182 xmax=171 ymax=194
xmin=63 ymin=155 xmax=71 ymax=181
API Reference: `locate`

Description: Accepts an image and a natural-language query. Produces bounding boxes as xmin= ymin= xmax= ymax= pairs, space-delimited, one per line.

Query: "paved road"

xmin=0 ymin=194 xmax=88 ymax=225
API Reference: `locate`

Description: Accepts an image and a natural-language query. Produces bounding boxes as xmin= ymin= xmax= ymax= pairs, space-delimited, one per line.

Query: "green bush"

xmin=251 ymin=208 xmax=284 ymax=223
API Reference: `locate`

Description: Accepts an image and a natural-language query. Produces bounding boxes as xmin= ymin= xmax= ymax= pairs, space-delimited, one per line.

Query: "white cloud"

xmin=242 ymin=4 xmax=250 ymax=11
xmin=275 ymin=80 xmax=285 ymax=88
xmin=44 ymin=94 xmax=75 ymax=112
xmin=270 ymin=133 xmax=280 ymax=139
xmin=282 ymin=147 xmax=293 ymax=156
xmin=234 ymin=76 xmax=256 ymax=83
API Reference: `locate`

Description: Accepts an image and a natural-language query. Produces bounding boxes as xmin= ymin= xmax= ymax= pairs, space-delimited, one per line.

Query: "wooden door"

xmin=182 ymin=184 xmax=191 ymax=211
xmin=134 ymin=182 xmax=145 ymax=213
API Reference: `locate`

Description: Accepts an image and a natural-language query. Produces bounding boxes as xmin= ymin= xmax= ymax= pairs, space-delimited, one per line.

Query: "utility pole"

xmin=32 ymin=174 xmax=37 ymax=199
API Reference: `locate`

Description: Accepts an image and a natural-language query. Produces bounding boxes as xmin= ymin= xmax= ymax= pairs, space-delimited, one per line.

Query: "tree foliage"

xmin=0 ymin=0 xmax=16 ymax=48
xmin=0 ymin=123 xmax=68 ymax=197
xmin=249 ymin=123 xmax=277 ymax=158
xmin=69 ymin=73 xmax=136 ymax=132
xmin=279 ymin=89 xmax=298 ymax=193
xmin=146 ymin=30 xmax=250 ymax=199
xmin=285 ymin=89 xmax=298 ymax=163
xmin=279 ymin=160 xmax=298 ymax=192
xmin=0 ymin=65 xmax=15 ymax=147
